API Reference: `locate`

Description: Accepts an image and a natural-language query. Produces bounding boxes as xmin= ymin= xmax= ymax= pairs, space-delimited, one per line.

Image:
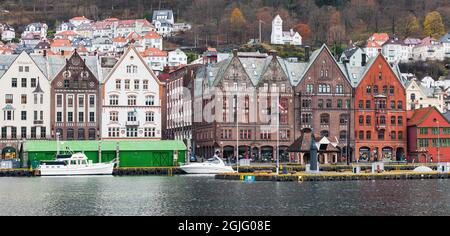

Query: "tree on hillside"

xmin=399 ymin=15 xmax=421 ymax=38
xmin=230 ymin=7 xmax=247 ymax=44
xmin=423 ymin=11 xmax=446 ymax=38
xmin=294 ymin=23 xmax=311 ymax=40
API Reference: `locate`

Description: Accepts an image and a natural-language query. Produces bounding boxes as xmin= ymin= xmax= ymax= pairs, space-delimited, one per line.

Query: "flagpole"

xmin=236 ymin=89 xmax=239 ymax=173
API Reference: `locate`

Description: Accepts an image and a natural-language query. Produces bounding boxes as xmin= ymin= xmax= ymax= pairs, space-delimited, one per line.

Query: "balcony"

xmin=126 ymin=121 xmax=140 ymax=126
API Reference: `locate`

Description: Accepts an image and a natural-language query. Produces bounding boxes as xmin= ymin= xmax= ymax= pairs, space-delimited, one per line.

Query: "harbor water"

xmin=0 ymin=176 xmax=449 ymax=216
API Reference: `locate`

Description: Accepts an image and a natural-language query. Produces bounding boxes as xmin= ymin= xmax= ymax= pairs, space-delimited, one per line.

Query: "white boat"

xmin=180 ymin=156 xmax=235 ymax=174
xmin=38 ymin=153 xmax=117 ymax=176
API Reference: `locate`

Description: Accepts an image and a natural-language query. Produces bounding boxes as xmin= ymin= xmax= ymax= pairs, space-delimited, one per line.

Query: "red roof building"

xmin=407 ymin=107 xmax=450 ymax=163
xmin=354 ymin=53 xmax=407 ymax=162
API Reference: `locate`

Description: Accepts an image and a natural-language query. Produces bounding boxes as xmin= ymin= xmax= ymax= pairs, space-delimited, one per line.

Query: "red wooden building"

xmin=407 ymin=107 xmax=450 ymax=163
xmin=354 ymin=53 xmax=407 ymax=162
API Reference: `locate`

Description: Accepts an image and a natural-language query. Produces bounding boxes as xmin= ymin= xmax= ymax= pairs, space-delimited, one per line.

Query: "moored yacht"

xmin=38 ymin=153 xmax=117 ymax=176
xmin=180 ymin=156 xmax=235 ymax=174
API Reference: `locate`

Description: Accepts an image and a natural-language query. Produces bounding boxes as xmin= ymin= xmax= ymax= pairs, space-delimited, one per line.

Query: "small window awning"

xmin=2 ymin=104 xmax=15 ymax=110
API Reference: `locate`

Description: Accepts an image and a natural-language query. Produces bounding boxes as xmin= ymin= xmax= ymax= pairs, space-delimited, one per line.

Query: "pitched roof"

xmin=369 ymin=33 xmax=389 ymax=42
xmin=51 ymin=39 xmax=71 ymax=47
xmin=141 ymin=47 xmax=167 ymax=57
xmin=144 ymin=31 xmax=161 ymax=39
xmin=407 ymin=107 xmax=444 ymax=126
xmin=55 ymin=30 xmax=80 ymax=37
xmin=70 ymin=16 xmax=89 ymax=21
xmin=366 ymin=41 xmax=381 ymax=48
xmin=112 ymin=37 xmax=127 ymax=43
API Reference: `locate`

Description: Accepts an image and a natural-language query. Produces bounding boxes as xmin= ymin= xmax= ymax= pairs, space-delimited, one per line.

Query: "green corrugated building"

xmin=23 ymin=140 xmax=186 ymax=168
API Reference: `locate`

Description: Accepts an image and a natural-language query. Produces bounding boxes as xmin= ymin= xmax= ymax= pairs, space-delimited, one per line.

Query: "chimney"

xmin=362 ymin=53 xmax=367 ymax=67
xmin=304 ymin=46 xmax=310 ymax=62
xmin=269 ymin=49 xmax=277 ymax=57
xmin=232 ymin=49 xmax=238 ymax=57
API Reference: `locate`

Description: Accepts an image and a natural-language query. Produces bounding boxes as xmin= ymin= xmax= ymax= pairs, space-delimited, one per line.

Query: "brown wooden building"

xmin=50 ymin=52 xmax=102 ymax=140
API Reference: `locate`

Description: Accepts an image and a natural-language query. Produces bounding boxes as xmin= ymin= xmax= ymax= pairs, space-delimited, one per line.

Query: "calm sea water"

xmin=0 ymin=176 xmax=449 ymax=216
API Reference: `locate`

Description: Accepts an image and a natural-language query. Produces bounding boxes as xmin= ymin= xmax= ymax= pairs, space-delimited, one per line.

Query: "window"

xmin=67 ymin=129 xmax=74 ymax=140
xmin=25 ymin=66 xmax=29 ymax=72
xmin=56 ymin=112 xmax=62 ymax=122
xmin=391 ymin=101 xmax=395 ymax=109
xmin=420 ymin=128 xmax=428 ymax=134
xmin=320 ymin=114 xmax=330 ymax=125
xmin=326 ymin=99 xmax=332 ymax=108
xmin=302 ymin=99 xmax=312 ymax=108
xmin=365 ymin=100 xmax=371 ymax=109
xmin=143 ymin=80 xmax=149 ymax=90
xmin=378 ymin=130 xmax=385 ymax=140
xmin=21 ymin=127 xmax=26 ymax=139
xmin=21 ymin=78 xmax=27 ymax=87
xmin=5 ymin=94 xmax=13 ymax=104
xmin=128 ymin=111 xmax=137 ymax=122
xmin=88 ymin=129 xmax=96 ymax=140
xmin=373 ymin=85 xmax=378 ymax=94
xmin=239 ymin=130 xmax=252 ymax=140
xmin=391 ymin=131 xmax=396 ymax=140
xmin=411 ymin=93 xmax=416 ymax=100
xmin=89 ymin=95 xmax=95 ymax=108
xmin=146 ymin=112 xmax=155 ymax=122
xmin=340 ymin=114 xmax=348 ymax=125
xmin=68 ymin=95 xmax=74 ymax=107
xmin=305 ymin=84 xmax=313 ymax=93
xmin=391 ymin=116 xmax=396 ymax=125
xmin=78 ymin=112 xmax=84 ymax=123
xmin=33 ymin=111 xmax=38 ymax=121
xmin=397 ymin=101 xmax=403 ymax=109
xmin=108 ymin=128 xmax=120 ymax=137
xmin=56 ymin=95 xmax=63 ymax=107
xmin=260 ymin=130 xmax=272 ymax=140
xmin=89 ymin=112 xmax=95 ymax=122
xmin=134 ymin=80 xmax=140 ymax=90
xmin=359 ymin=131 xmax=364 ymax=140
xmin=336 ymin=85 xmax=344 ymax=94
xmin=144 ymin=128 xmax=156 ymax=137
xmin=31 ymin=127 xmax=37 ymax=139
xmin=366 ymin=116 xmax=372 ymax=125
xmin=379 ymin=116 xmax=386 ymax=125
xmin=109 ymin=95 xmax=119 ymax=105
xmin=389 ymin=86 xmax=394 ymax=96
xmin=398 ymin=131 xmax=403 ymax=140
xmin=78 ymin=95 xmax=85 ymax=108
xmin=11 ymin=78 xmax=17 ymax=87
xmin=77 ymin=129 xmax=85 ymax=140
xmin=64 ymin=80 xmax=69 ymax=88
xmin=418 ymin=139 xmax=429 ymax=148
xmin=366 ymin=86 xmax=371 ymax=94
xmin=34 ymin=94 xmax=38 ymax=104
xmin=359 ymin=115 xmax=364 ymax=125
xmin=128 ymin=96 xmax=137 ymax=106
xmin=337 ymin=99 xmax=343 ymax=108
xmin=40 ymin=127 xmax=46 ymax=139
xmin=110 ymin=112 xmax=118 ymax=122
xmin=301 ymin=113 xmax=312 ymax=124
xmin=358 ymin=100 xmax=363 ymax=109
xmin=21 ymin=94 xmax=27 ymax=104
xmin=21 ymin=111 xmax=27 ymax=120
xmin=31 ymin=78 xmax=36 ymax=87
xmin=320 ymin=130 xmax=329 ymax=137
xmin=366 ymin=131 xmax=372 ymax=140
xmin=116 ymin=80 xmax=121 ymax=90
xmin=1 ymin=127 xmax=5 ymax=139
xmin=398 ymin=116 xmax=403 ymax=125
xmin=145 ymin=96 xmax=155 ymax=106
xmin=67 ymin=112 xmax=73 ymax=122
xmin=340 ymin=131 xmax=347 ymax=140
xmin=126 ymin=127 xmax=138 ymax=137
xmin=382 ymin=86 xmax=388 ymax=95
xmin=125 ymin=80 xmax=130 ymax=90
xmin=318 ymin=99 xmax=324 ymax=109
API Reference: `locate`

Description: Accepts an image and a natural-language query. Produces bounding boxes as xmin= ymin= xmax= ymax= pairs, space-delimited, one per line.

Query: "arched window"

xmin=366 ymin=86 xmax=371 ymax=94
xmin=380 ymin=116 xmax=386 ymax=125
xmin=359 ymin=131 xmax=364 ymax=140
xmin=359 ymin=115 xmax=364 ymax=125
xmin=373 ymin=85 xmax=379 ymax=94
xmin=366 ymin=115 xmax=372 ymax=125
xmin=391 ymin=131 xmax=396 ymax=140
xmin=77 ymin=129 xmax=85 ymax=140
xmin=391 ymin=116 xmax=396 ymax=125
xmin=378 ymin=130 xmax=385 ymax=140
xmin=398 ymin=131 xmax=403 ymax=140
xmin=320 ymin=130 xmax=329 ymax=137
xmin=67 ymin=129 xmax=74 ymax=140
xmin=145 ymin=95 xmax=155 ymax=106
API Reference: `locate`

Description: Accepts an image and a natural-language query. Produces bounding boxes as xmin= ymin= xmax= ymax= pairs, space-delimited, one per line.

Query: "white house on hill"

xmin=270 ymin=15 xmax=302 ymax=46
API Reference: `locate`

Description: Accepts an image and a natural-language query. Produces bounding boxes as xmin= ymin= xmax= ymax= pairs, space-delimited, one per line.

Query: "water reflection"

xmin=0 ymin=176 xmax=449 ymax=216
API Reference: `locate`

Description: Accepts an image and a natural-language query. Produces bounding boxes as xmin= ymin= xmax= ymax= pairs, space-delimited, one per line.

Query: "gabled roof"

xmin=141 ymin=47 xmax=167 ymax=57
xmin=55 ymin=30 xmax=80 ymax=37
xmin=407 ymin=107 xmax=448 ymax=127
xmin=70 ymin=16 xmax=90 ymax=21
xmin=103 ymin=46 xmax=162 ymax=85
xmin=144 ymin=31 xmax=162 ymax=39
xmin=51 ymin=39 xmax=72 ymax=47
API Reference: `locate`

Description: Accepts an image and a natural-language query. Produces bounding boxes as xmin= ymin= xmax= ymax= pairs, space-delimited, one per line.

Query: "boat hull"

xmin=38 ymin=163 xmax=115 ymax=176
xmin=180 ymin=165 xmax=235 ymax=174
